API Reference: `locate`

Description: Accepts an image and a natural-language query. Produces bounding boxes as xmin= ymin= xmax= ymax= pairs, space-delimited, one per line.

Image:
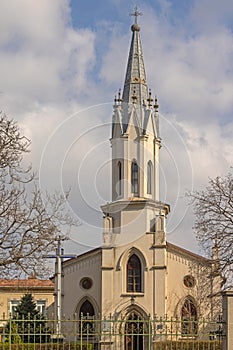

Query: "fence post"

xmin=9 ymin=317 xmax=12 ymax=350
xmin=148 ymin=314 xmax=151 ymax=350
xmin=222 ymin=290 xmax=233 ymax=350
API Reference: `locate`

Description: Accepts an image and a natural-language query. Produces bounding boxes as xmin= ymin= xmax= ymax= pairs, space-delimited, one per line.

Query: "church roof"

xmin=62 ymin=247 xmax=101 ymax=267
xmin=166 ymin=242 xmax=211 ymax=263
xmin=62 ymin=242 xmax=210 ymax=267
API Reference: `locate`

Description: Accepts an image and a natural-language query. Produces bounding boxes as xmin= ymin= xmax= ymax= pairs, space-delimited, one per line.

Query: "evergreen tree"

xmin=6 ymin=294 xmax=50 ymax=343
xmin=5 ymin=321 xmax=22 ymax=344
xmin=15 ymin=294 xmax=39 ymax=319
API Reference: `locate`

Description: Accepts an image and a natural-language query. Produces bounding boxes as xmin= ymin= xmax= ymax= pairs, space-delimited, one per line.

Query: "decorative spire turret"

xmin=147 ymin=89 xmax=153 ymax=108
xmin=154 ymin=95 xmax=159 ymax=112
xmin=117 ymin=88 xmax=122 ymax=102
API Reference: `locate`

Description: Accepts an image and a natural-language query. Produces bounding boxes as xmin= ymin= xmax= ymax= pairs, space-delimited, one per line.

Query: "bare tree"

xmin=0 ymin=113 xmax=78 ymax=278
xmin=189 ymin=172 xmax=233 ymax=283
xmin=166 ymin=256 xmax=223 ymax=321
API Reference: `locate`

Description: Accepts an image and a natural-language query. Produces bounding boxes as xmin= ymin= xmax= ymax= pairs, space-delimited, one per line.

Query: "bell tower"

xmin=101 ymin=10 xmax=169 ymax=244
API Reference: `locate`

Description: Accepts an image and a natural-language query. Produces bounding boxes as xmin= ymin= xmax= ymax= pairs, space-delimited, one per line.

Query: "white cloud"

xmin=190 ymin=0 xmax=233 ymax=33
xmin=0 ymin=0 xmax=69 ymax=47
xmin=141 ymin=18 xmax=233 ymax=123
xmin=0 ymin=0 xmax=232 ymax=253
xmin=0 ymin=0 xmax=95 ymax=116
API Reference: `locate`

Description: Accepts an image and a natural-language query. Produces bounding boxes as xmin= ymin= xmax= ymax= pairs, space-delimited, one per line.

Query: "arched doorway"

xmin=125 ymin=312 xmax=144 ymax=350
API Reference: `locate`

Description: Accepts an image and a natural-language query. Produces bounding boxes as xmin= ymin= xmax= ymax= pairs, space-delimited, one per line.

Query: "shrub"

xmin=153 ymin=340 xmax=222 ymax=350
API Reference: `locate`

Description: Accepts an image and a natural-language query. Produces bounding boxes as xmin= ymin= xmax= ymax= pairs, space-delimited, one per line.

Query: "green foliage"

xmin=0 ymin=344 xmax=93 ymax=350
xmin=153 ymin=340 xmax=222 ymax=350
xmin=75 ymin=343 xmax=93 ymax=350
xmin=15 ymin=294 xmax=39 ymax=318
xmin=4 ymin=321 xmax=22 ymax=344
xmin=5 ymin=294 xmax=50 ymax=343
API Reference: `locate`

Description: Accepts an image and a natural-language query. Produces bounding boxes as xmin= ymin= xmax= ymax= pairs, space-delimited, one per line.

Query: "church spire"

xmin=122 ymin=7 xmax=148 ymax=105
xmin=101 ymin=10 xmax=169 ymax=245
xmin=110 ymin=10 xmax=161 ymax=203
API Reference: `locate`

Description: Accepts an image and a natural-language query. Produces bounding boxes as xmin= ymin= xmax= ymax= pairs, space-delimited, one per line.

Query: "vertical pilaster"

xmin=101 ymin=248 xmax=114 ymax=317
xmin=152 ymin=215 xmax=167 ymax=316
xmin=154 ymin=138 xmax=161 ymax=201
xmin=222 ymin=291 xmax=233 ymax=350
xmin=122 ymin=134 xmax=129 ymax=199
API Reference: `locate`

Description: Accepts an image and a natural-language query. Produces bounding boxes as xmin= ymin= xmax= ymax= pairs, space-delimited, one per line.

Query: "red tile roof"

xmin=0 ymin=277 xmax=54 ymax=289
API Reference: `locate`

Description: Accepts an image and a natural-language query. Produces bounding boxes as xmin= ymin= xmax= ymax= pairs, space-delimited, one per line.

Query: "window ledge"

xmin=120 ymin=293 xmax=144 ymax=297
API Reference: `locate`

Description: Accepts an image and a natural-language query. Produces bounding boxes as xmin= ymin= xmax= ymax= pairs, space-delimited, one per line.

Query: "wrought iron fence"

xmin=0 ymin=314 xmax=224 ymax=350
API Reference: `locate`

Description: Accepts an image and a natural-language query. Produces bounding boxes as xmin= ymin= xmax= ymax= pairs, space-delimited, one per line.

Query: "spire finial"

xmin=147 ymin=88 xmax=153 ymax=107
xmin=130 ymin=6 xmax=143 ymax=25
xmin=116 ymin=88 xmax=122 ymax=105
xmin=154 ymin=95 xmax=159 ymax=112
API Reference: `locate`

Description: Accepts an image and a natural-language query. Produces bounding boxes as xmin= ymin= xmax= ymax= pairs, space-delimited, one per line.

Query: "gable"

xmin=112 ymin=109 xmax=123 ymax=139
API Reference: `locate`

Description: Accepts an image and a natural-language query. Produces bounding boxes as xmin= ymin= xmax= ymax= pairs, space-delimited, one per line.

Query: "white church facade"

xmin=61 ymin=12 xmax=222 ymax=342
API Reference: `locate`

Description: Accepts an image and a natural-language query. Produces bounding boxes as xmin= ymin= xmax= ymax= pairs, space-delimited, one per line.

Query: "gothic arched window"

xmin=181 ymin=297 xmax=197 ymax=336
xmin=127 ymin=254 xmax=142 ymax=292
xmin=131 ymin=161 xmax=138 ymax=195
xmin=147 ymin=161 xmax=152 ymax=195
xmin=117 ymin=161 xmax=122 ymax=196
xmin=79 ymin=300 xmax=95 ymax=334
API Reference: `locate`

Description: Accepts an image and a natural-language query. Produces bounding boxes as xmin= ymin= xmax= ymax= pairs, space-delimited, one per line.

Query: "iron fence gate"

xmin=0 ymin=314 xmax=224 ymax=350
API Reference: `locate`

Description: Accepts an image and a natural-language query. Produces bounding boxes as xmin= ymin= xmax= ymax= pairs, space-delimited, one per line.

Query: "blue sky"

xmin=71 ymin=1 xmax=194 ymax=30
xmin=0 ymin=0 xmax=232 ymax=255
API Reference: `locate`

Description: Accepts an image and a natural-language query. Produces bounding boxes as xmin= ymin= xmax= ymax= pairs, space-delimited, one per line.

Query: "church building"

xmin=62 ymin=11 xmax=222 ymax=338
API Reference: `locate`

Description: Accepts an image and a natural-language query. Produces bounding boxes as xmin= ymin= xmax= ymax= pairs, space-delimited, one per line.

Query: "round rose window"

xmin=80 ymin=277 xmax=93 ymax=290
xmin=183 ymin=275 xmax=195 ymax=288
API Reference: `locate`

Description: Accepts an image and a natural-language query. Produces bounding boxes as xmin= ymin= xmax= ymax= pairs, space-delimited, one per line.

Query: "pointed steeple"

xmin=101 ymin=9 xmax=169 ymax=248
xmin=122 ymin=7 xmax=148 ymax=105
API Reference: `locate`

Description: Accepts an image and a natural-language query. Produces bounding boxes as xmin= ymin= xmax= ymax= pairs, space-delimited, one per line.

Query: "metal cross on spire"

xmin=130 ymin=6 xmax=143 ymax=24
